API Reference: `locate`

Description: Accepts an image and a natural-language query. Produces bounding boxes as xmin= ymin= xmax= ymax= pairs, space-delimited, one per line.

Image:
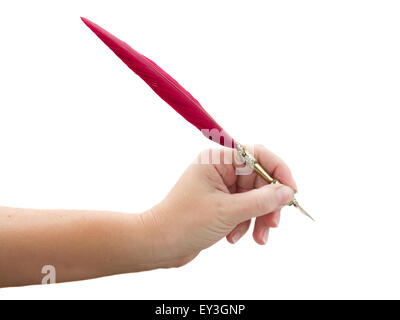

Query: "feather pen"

xmin=81 ymin=17 xmax=313 ymax=220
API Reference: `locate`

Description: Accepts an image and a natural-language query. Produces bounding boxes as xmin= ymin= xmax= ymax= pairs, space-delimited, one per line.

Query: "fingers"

xmin=252 ymin=145 xmax=297 ymax=192
xmin=253 ymin=210 xmax=280 ymax=245
xmin=224 ymin=184 xmax=294 ymax=223
xmin=198 ymin=145 xmax=297 ymax=192
xmin=226 ymin=220 xmax=251 ymax=244
xmin=227 ymin=211 xmax=280 ymax=245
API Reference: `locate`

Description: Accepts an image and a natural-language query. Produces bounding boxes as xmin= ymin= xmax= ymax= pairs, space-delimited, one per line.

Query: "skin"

xmin=0 ymin=145 xmax=296 ymax=288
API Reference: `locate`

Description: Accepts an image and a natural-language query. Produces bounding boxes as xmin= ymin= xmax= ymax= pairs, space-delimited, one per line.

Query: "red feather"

xmin=81 ymin=17 xmax=234 ymax=148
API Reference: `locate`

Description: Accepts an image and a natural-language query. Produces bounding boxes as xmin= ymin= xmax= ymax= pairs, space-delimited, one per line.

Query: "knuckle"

xmin=214 ymin=196 xmax=237 ymax=228
xmin=255 ymin=188 xmax=277 ymax=213
xmin=254 ymin=189 xmax=268 ymax=212
xmin=215 ymin=196 xmax=226 ymax=216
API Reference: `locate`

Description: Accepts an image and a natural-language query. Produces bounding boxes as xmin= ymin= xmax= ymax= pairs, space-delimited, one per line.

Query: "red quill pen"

xmin=81 ymin=17 xmax=313 ymax=220
xmin=81 ymin=17 xmax=233 ymax=148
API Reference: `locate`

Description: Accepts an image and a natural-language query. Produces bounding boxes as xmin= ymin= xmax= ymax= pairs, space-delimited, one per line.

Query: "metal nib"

xmin=234 ymin=142 xmax=315 ymax=222
xmin=291 ymin=199 xmax=314 ymax=221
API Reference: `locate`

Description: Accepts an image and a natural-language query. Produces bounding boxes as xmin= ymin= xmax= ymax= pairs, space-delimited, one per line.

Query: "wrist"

xmin=100 ymin=211 xmax=167 ymax=275
xmin=138 ymin=206 xmax=174 ymax=269
xmin=140 ymin=204 xmax=195 ymax=269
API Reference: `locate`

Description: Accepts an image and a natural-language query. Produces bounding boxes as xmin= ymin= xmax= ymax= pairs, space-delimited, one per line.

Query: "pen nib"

xmin=292 ymin=199 xmax=315 ymax=221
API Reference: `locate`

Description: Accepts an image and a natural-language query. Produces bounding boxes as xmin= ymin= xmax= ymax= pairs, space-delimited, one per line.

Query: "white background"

xmin=0 ymin=0 xmax=399 ymax=299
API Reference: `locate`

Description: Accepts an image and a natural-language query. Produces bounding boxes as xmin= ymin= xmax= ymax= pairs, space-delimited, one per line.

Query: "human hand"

xmin=0 ymin=145 xmax=296 ymax=287
xmin=142 ymin=145 xmax=297 ymax=269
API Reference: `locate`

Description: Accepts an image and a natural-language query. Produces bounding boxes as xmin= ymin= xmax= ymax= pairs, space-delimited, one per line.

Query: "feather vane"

xmin=81 ymin=17 xmax=234 ymax=148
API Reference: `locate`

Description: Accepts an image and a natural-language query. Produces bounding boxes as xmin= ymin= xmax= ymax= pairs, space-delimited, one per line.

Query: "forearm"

xmin=0 ymin=206 xmax=159 ymax=287
xmin=0 ymin=146 xmax=295 ymax=288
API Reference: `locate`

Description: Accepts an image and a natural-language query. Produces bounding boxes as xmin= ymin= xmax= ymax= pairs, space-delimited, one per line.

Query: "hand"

xmin=0 ymin=145 xmax=297 ymax=287
xmin=142 ymin=145 xmax=297 ymax=269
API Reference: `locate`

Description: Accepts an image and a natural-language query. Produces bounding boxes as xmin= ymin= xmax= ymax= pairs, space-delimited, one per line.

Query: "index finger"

xmin=252 ymin=144 xmax=297 ymax=192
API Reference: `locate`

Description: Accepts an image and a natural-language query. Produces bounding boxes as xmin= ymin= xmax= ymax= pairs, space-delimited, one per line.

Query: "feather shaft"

xmin=81 ymin=17 xmax=234 ymax=148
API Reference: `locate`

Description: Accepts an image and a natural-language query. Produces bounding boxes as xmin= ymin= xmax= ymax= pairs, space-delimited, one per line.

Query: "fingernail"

xmin=231 ymin=230 xmax=242 ymax=244
xmin=262 ymin=228 xmax=270 ymax=244
xmin=276 ymin=186 xmax=294 ymax=206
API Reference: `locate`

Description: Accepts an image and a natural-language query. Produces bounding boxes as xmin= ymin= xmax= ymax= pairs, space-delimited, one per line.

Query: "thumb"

xmin=223 ymin=184 xmax=294 ymax=223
